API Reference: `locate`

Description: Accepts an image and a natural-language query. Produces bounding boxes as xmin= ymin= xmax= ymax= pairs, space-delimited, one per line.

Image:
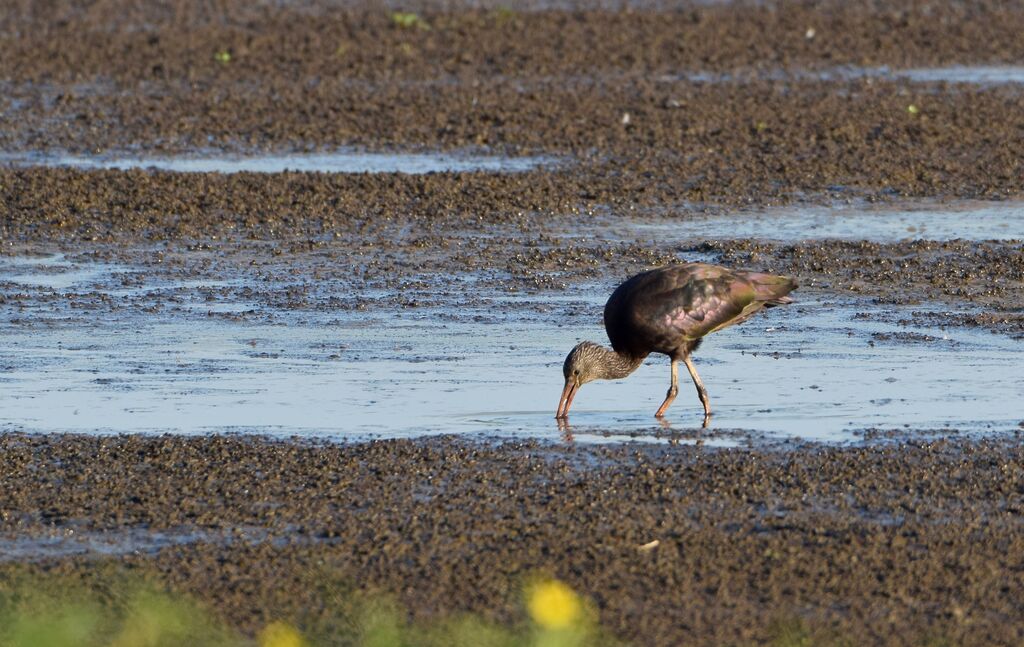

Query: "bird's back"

xmin=603 ymin=263 xmax=796 ymax=358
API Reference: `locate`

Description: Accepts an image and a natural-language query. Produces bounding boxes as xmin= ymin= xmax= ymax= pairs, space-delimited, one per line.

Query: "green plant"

xmin=0 ymin=572 xmax=611 ymax=647
xmin=390 ymin=12 xmax=430 ymax=30
xmin=493 ymin=7 xmax=517 ymax=25
xmin=0 ymin=577 xmax=238 ymax=647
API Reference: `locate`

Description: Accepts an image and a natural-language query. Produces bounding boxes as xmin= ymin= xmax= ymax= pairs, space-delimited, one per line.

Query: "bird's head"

xmin=555 ymin=342 xmax=604 ymax=418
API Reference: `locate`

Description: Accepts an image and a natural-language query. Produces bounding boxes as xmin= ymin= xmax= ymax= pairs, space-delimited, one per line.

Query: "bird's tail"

xmin=744 ymin=272 xmax=798 ymax=305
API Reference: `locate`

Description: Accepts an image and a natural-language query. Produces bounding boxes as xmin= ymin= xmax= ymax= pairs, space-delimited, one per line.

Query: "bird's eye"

xmin=573 ymin=369 xmax=580 ymax=376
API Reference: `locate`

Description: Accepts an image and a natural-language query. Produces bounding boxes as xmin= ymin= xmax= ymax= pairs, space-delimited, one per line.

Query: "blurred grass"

xmin=0 ymin=566 xmax=883 ymax=646
xmin=389 ymin=12 xmax=430 ymax=31
xmin=0 ymin=570 xmax=238 ymax=647
xmin=0 ymin=569 xmax=614 ymax=647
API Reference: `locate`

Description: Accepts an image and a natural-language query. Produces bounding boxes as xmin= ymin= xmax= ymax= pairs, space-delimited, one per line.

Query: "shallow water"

xmin=0 ymin=150 xmax=555 ymax=174
xmin=620 ymin=200 xmax=1024 ymax=243
xmin=1 ymin=252 xmax=1021 ymax=446
xmin=0 ymin=524 xmax=293 ymax=562
xmin=671 ymin=65 xmax=1024 ymax=86
xmin=0 ymin=527 xmax=210 ymax=561
xmin=817 ymin=65 xmax=1024 ymax=85
xmin=894 ymin=65 xmax=1024 ymax=84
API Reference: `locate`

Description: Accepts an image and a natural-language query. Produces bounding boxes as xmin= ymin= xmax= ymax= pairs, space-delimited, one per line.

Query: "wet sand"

xmin=2 ymin=0 xmax=1024 ymax=644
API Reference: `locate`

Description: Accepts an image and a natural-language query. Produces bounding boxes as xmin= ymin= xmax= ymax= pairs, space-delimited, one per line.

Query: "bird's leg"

xmin=556 ymin=417 xmax=574 ymax=442
xmin=682 ymin=353 xmax=711 ymax=426
xmin=654 ymin=358 xmax=679 ymax=418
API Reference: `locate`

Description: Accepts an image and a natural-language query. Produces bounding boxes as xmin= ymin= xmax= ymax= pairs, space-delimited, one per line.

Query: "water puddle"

xmin=667 ymin=65 xmax=1024 ymax=86
xmin=0 ymin=527 xmax=208 ymax=561
xmin=813 ymin=65 xmax=1024 ymax=85
xmin=0 ymin=253 xmax=132 ymax=290
xmin=2 ymin=237 xmax=1022 ymax=446
xmin=0 ymin=524 xmax=291 ymax=562
xmin=0 ymin=150 xmax=555 ymax=174
xmin=1 ymin=267 xmax=1020 ymax=444
xmin=892 ymin=65 xmax=1024 ymax=85
xmin=619 ymin=200 xmax=1023 ymax=243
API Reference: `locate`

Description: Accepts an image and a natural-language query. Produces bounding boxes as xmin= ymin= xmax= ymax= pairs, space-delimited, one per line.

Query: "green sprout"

xmin=214 ymin=50 xmax=231 ymax=64
xmin=493 ymin=6 xmax=517 ymax=25
xmin=390 ymin=11 xmax=430 ymax=30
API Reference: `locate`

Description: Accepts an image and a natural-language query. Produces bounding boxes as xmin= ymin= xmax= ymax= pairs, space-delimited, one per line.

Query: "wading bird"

xmin=555 ymin=263 xmax=797 ymax=424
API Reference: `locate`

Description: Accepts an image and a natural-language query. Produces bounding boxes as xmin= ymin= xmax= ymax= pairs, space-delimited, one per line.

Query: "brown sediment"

xmin=2 ymin=79 xmax=1023 ymax=202
xmin=2 ymin=433 xmax=1024 ymax=645
xmin=698 ymin=238 xmax=1024 ymax=336
xmin=4 ymin=190 xmax=1021 ymax=334
xmin=6 ymin=1 xmax=1024 ymax=85
xmin=1 ymin=2 xmax=1024 ymax=202
xmin=1 ymin=1 xmax=1022 ymax=329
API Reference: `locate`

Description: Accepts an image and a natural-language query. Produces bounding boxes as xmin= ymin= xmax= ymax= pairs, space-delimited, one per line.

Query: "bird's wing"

xmin=627 ymin=266 xmax=758 ymax=348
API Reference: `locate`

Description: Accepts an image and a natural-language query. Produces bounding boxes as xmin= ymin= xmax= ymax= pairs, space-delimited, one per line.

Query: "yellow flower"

xmin=527 ymin=580 xmax=582 ymax=630
xmin=259 ymin=621 xmax=306 ymax=647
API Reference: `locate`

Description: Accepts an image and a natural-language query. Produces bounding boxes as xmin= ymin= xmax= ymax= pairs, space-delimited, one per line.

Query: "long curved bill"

xmin=555 ymin=380 xmax=579 ymax=418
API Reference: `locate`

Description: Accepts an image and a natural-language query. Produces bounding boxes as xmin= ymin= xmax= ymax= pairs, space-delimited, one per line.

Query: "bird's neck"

xmin=594 ymin=345 xmax=647 ymax=380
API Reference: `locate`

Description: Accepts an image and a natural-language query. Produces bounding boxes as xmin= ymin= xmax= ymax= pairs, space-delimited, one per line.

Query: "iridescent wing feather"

xmin=604 ymin=264 xmax=758 ymax=357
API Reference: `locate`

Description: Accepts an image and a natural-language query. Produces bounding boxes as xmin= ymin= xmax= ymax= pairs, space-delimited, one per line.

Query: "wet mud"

xmin=703 ymin=238 xmax=1024 ymax=336
xmin=2 ymin=1 xmax=1024 ymax=645
xmin=3 ymin=2 xmax=1024 ymax=203
xmin=3 ymin=193 xmax=1020 ymax=334
xmin=3 ymin=433 xmax=1024 ymax=645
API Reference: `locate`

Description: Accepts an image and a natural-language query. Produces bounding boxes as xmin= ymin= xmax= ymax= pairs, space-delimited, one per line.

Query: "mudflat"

xmin=1 ymin=1 xmax=1023 ymax=645
xmin=3 ymin=433 xmax=1024 ymax=646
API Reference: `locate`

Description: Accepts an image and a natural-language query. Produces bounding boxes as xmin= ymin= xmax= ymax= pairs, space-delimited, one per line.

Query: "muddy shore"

xmin=2 ymin=1 xmax=1022 ymax=327
xmin=3 ymin=433 xmax=1024 ymax=645
xmin=4 ymin=0 xmax=1023 ymax=333
xmin=2 ymin=1 xmax=1024 ymax=645
xmin=2 ymin=2 xmax=1024 ymax=203
xmin=4 ymin=187 xmax=1022 ymax=336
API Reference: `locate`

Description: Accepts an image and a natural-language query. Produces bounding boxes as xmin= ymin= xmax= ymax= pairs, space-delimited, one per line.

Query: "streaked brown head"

xmin=555 ymin=342 xmax=604 ymax=418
